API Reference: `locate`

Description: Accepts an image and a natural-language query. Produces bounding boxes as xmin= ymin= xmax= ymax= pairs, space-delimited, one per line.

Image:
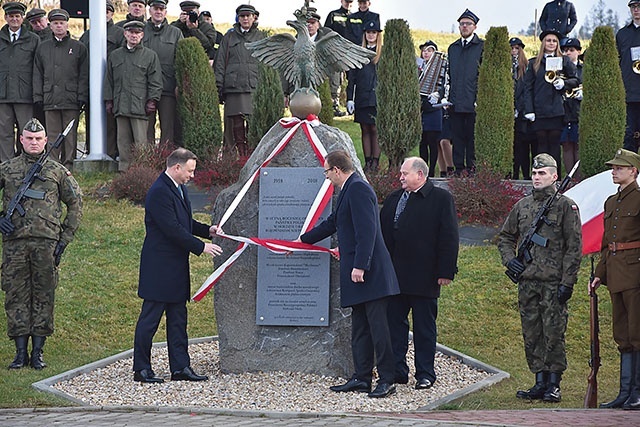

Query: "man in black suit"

xmin=132 ymin=148 xmax=223 ymax=383
xmin=380 ymin=157 xmax=459 ymax=390
xmin=297 ymin=149 xmax=400 ymax=398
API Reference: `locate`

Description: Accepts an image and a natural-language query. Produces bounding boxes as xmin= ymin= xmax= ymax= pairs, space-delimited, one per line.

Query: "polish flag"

xmin=564 ymin=171 xmax=640 ymax=255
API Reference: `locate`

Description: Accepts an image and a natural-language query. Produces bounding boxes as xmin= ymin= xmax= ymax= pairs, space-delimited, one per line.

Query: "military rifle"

xmin=584 ymin=256 xmax=600 ymax=408
xmin=0 ymin=119 xmax=75 ymax=236
xmin=505 ymin=160 xmax=580 ymax=283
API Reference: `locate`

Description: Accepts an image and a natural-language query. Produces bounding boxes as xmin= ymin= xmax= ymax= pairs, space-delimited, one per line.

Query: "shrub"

xmin=317 ymin=79 xmax=334 ymax=126
xmin=447 ymin=163 xmax=526 ymax=226
xmin=131 ymin=140 xmax=177 ymax=171
xmin=579 ymin=26 xmax=626 ymax=178
xmin=111 ymin=165 xmax=159 ymax=204
xmin=475 ymin=26 xmax=514 ymax=175
xmin=248 ymin=61 xmax=285 ymax=148
xmin=365 ymin=167 xmax=402 ymax=204
xmin=175 ymin=37 xmax=222 ymax=159
xmin=377 ymin=19 xmax=422 ymax=169
xmin=191 ymin=154 xmax=245 ymax=196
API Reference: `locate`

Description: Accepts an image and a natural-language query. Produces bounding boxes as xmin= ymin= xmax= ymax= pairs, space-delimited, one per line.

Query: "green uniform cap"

xmin=48 ymin=8 xmax=70 ymax=22
xmin=532 ymin=153 xmax=557 ymax=169
xmin=123 ymin=20 xmax=145 ymax=31
xmin=148 ymin=0 xmax=168 ymax=7
xmin=26 ymin=7 xmax=46 ymax=20
xmin=605 ymin=148 xmax=640 ymax=170
xmin=3 ymin=2 xmax=27 ymax=15
xmin=23 ymin=118 xmax=45 ymax=133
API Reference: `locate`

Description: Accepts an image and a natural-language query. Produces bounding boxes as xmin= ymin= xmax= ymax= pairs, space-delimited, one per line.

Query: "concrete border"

xmin=32 ymin=336 xmax=509 ymax=413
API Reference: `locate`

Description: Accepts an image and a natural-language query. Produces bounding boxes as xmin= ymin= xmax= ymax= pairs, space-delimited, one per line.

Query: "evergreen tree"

xmin=175 ymin=37 xmax=222 ymax=159
xmin=248 ymin=62 xmax=284 ymax=148
xmin=377 ymin=19 xmax=421 ymax=169
xmin=317 ymin=79 xmax=334 ymax=126
xmin=579 ymin=26 xmax=626 ymax=177
xmin=475 ymin=26 xmax=513 ymax=175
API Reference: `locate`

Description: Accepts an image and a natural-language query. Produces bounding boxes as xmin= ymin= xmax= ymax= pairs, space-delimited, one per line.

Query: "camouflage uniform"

xmin=0 ymin=151 xmax=82 ymax=337
xmin=498 ymin=184 xmax=582 ymax=374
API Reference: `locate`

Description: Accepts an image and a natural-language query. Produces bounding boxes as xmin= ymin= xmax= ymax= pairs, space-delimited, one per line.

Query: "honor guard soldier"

xmin=0 ymin=118 xmax=83 ymax=370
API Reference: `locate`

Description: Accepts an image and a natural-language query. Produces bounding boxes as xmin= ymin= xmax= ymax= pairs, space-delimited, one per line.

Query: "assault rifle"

xmin=0 ymin=119 xmax=75 ymax=236
xmin=584 ymin=256 xmax=600 ymax=408
xmin=505 ymin=160 xmax=580 ymax=283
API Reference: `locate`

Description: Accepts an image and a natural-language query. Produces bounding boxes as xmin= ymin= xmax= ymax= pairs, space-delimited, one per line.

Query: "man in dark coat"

xmin=617 ymin=0 xmax=640 ymax=153
xmin=298 ymin=150 xmax=400 ymax=398
xmin=447 ymin=9 xmax=484 ymax=174
xmin=171 ymin=1 xmax=217 ymax=61
xmin=346 ymin=0 xmax=380 ymax=44
xmin=115 ymin=0 xmax=146 ymax=27
xmin=539 ymin=0 xmax=577 ymax=39
xmin=132 ymin=148 xmax=223 ymax=384
xmin=380 ymin=157 xmax=459 ymax=390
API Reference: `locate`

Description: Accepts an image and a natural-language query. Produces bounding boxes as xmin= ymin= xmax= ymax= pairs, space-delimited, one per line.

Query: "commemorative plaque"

xmin=257 ymin=167 xmax=331 ymax=326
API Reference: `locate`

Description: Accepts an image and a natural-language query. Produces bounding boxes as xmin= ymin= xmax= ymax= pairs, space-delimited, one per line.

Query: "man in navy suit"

xmin=133 ymin=148 xmax=223 ymax=383
xmin=297 ymin=150 xmax=400 ymax=398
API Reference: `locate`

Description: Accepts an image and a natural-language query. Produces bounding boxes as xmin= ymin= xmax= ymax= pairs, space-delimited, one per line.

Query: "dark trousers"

xmin=611 ymin=287 xmax=640 ymax=353
xmin=133 ymin=300 xmax=190 ymax=373
xmin=351 ymin=297 xmax=395 ymax=384
xmin=450 ymin=111 xmax=476 ymax=172
xmin=388 ymin=294 xmax=438 ymax=383
xmin=513 ymin=128 xmax=536 ymax=180
xmin=535 ymin=129 xmax=562 ymax=170
xmin=623 ymin=102 xmax=640 ymax=153
xmin=419 ymin=130 xmax=441 ymax=177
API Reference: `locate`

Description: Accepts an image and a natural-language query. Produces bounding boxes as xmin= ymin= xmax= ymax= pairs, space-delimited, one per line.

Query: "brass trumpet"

xmin=565 ymin=84 xmax=583 ymax=99
xmin=633 ymin=60 xmax=640 ymax=74
xmin=544 ymin=70 xmax=565 ymax=84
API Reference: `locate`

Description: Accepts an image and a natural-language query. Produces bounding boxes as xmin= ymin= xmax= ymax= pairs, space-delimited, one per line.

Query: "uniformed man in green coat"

xmin=0 ymin=118 xmax=83 ymax=370
xmin=26 ymin=7 xmax=52 ymax=41
xmin=103 ymin=20 xmax=162 ymax=172
xmin=171 ymin=1 xmax=218 ymax=62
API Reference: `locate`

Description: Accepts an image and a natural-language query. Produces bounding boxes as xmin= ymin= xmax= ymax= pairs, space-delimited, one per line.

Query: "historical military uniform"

xmin=594 ymin=148 xmax=640 ymax=409
xmin=498 ymin=153 xmax=582 ymax=402
xmin=143 ymin=0 xmax=184 ymax=145
xmin=0 ymin=2 xmax=40 ymax=162
xmin=170 ymin=1 xmax=217 ymax=60
xmin=0 ymin=118 xmax=82 ymax=369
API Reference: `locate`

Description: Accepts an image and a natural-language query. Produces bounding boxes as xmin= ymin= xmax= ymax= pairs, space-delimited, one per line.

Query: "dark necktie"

xmin=394 ymin=191 xmax=409 ymax=224
xmin=463 ymin=40 xmax=468 ymax=47
xmin=178 ymin=185 xmax=184 ymax=200
xmin=12 ymin=33 xmax=17 ymax=43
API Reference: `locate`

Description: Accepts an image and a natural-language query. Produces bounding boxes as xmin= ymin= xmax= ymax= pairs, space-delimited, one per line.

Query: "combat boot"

xmin=543 ymin=372 xmax=562 ymax=403
xmin=601 ymin=352 xmax=633 ymax=408
xmin=516 ymin=371 xmax=547 ymax=400
xmin=8 ymin=336 xmax=29 ymax=369
xmin=623 ymin=351 xmax=640 ymax=410
xmin=30 ymin=336 xmax=47 ymax=370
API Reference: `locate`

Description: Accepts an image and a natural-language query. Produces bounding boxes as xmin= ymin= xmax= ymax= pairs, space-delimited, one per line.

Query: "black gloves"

xmin=0 ymin=218 xmax=15 ymax=235
xmin=506 ymin=258 xmax=526 ymax=276
xmin=558 ymin=285 xmax=573 ymax=305
xmin=54 ymin=241 xmax=67 ymax=266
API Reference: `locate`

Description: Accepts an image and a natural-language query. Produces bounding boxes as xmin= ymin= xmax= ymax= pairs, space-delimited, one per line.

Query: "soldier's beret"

xmin=26 ymin=7 xmax=45 ymax=21
xmin=106 ymin=0 xmax=115 ymax=13
xmin=23 ymin=118 xmax=45 ymax=133
xmin=48 ymin=8 xmax=70 ymax=22
xmin=509 ymin=37 xmax=525 ymax=49
xmin=532 ymin=153 xmax=557 ymax=169
xmin=364 ymin=20 xmax=381 ymax=32
xmin=2 ymin=2 xmax=27 ymax=15
xmin=458 ymin=8 xmax=479 ymax=24
xmin=180 ymin=1 xmax=201 ymax=10
xmin=606 ymin=148 xmax=640 ymax=170
xmin=539 ymin=28 xmax=562 ymax=41
xmin=236 ymin=4 xmax=257 ymax=15
xmin=148 ymin=0 xmax=167 ymax=8
xmin=419 ymin=40 xmax=438 ymax=51
xmin=123 ymin=20 xmax=145 ymax=32
xmin=561 ymin=38 xmax=581 ymax=50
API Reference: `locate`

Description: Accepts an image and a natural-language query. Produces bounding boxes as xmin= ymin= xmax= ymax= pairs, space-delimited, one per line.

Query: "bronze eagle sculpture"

xmin=245 ymin=5 xmax=375 ymax=93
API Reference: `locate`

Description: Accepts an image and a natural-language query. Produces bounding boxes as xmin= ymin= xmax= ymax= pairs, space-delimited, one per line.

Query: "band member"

xmin=616 ymin=1 xmax=640 ymax=153
xmin=511 ymin=37 xmax=535 ymax=180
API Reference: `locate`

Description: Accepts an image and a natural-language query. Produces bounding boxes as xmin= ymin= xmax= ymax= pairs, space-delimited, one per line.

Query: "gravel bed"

xmin=52 ymin=340 xmax=491 ymax=412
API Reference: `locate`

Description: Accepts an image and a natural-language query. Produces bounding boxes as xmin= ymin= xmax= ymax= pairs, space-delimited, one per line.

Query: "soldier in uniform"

xmin=33 ymin=8 xmax=88 ymax=170
xmin=116 ymin=0 xmax=147 ymax=28
xmin=25 ymin=7 xmax=52 ymax=41
xmin=590 ymin=149 xmax=640 ymax=410
xmin=103 ymin=20 xmax=162 ymax=172
xmin=0 ymin=118 xmax=83 ymax=370
xmin=143 ymin=0 xmax=184 ymax=146
xmin=171 ymin=1 xmax=217 ymax=63
xmin=497 ymin=153 xmax=582 ymax=403
xmin=79 ymin=0 xmax=125 ymax=159
xmin=0 ymin=2 xmax=40 ymax=162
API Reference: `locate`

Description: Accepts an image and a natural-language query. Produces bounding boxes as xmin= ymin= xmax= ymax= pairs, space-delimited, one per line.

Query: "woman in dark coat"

xmin=511 ymin=37 xmax=535 ymax=180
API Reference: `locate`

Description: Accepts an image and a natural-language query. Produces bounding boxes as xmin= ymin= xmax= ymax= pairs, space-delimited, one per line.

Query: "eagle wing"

xmin=312 ymin=32 xmax=375 ymax=89
xmin=245 ymin=34 xmax=300 ymax=87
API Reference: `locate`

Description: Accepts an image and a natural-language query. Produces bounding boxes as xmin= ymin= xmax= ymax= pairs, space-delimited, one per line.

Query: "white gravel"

xmin=52 ymin=340 xmax=491 ymax=412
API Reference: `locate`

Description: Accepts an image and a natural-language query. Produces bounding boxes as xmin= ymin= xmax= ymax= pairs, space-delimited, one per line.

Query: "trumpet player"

xmin=523 ymin=29 xmax=578 ymax=170
xmin=560 ymin=38 xmax=583 ymax=180
xmin=616 ymin=0 xmax=640 ymax=153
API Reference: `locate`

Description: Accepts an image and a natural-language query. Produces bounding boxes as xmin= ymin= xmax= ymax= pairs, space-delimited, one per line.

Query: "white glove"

xmin=553 ymin=78 xmax=565 ymax=90
xmin=514 ymin=109 xmax=519 ymax=118
xmin=428 ymin=92 xmax=440 ymax=105
xmin=524 ymin=113 xmax=535 ymax=122
xmin=346 ymin=100 xmax=355 ymax=115
xmin=574 ymin=89 xmax=583 ymax=100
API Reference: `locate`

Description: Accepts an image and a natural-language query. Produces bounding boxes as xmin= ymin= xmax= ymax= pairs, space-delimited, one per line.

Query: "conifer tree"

xmin=317 ymin=79 xmax=334 ymax=126
xmin=248 ymin=62 xmax=284 ymax=148
xmin=377 ymin=19 xmax=421 ymax=169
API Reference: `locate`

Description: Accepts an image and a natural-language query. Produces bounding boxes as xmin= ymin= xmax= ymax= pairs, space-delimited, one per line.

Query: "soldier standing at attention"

xmin=0 ymin=118 xmax=83 ymax=370
xmin=590 ymin=149 xmax=640 ymax=410
xmin=497 ymin=153 xmax=582 ymax=403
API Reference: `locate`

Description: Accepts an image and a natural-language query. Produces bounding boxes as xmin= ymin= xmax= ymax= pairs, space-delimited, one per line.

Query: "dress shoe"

xmin=329 ymin=378 xmax=370 ymax=393
xmin=171 ymin=366 xmax=208 ymax=381
xmin=368 ymin=382 xmax=396 ymax=398
xmin=134 ymin=369 xmax=164 ymax=383
xmin=415 ymin=378 xmax=433 ymax=390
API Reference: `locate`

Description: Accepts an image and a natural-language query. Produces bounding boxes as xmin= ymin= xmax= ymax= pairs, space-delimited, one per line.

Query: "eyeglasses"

xmin=323 ymin=167 xmax=335 ymax=175
xmin=459 ymin=22 xmax=475 ymax=27
xmin=631 ymin=5 xmax=640 ymax=11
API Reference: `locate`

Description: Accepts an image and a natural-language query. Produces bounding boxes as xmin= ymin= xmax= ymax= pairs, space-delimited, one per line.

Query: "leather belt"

xmin=608 ymin=241 xmax=640 ymax=252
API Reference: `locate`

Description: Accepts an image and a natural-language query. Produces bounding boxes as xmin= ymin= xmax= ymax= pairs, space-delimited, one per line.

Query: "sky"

xmin=166 ymin=1 xmax=634 ymax=35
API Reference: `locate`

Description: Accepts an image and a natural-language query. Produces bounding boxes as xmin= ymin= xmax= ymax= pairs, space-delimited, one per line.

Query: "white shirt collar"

xmin=165 ymin=171 xmax=180 ymax=188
